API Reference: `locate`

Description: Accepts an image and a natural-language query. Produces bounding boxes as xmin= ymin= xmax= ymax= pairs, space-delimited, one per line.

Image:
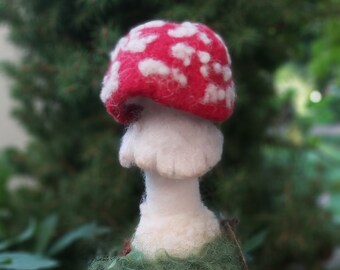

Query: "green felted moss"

xmin=89 ymin=235 xmax=245 ymax=270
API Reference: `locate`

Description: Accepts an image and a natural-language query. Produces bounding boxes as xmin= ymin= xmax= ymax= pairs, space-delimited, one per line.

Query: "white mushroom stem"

xmin=144 ymin=170 xmax=203 ymax=216
xmin=119 ymin=99 xmax=223 ymax=258
xmin=132 ymin=169 xmax=220 ymax=258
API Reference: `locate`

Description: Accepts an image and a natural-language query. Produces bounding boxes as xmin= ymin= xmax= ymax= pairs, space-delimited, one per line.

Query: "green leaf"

xmin=47 ymin=222 xmax=110 ymax=256
xmin=242 ymin=230 xmax=268 ymax=254
xmin=0 ymin=219 xmax=36 ymax=251
xmin=0 ymin=252 xmax=58 ymax=270
xmin=34 ymin=214 xmax=58 ymax=255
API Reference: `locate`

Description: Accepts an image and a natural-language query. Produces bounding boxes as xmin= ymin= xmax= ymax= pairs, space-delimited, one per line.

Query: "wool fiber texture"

xmin=119 ymin=99 xmax=223 ymax=180
xmin=100 ymin=20 xmax=235 ymax=124
xmin=131 ymin=170 xmax=221 ymax=257
xmin=89 ymin=235 xmax=244 ymax=270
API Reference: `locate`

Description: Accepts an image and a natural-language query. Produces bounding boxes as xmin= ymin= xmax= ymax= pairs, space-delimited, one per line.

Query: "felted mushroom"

xmin=100 ymin=20 xmax=236 ymax=259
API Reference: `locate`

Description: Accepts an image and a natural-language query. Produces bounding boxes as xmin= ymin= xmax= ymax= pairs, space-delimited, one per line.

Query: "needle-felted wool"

xmin=89 ymin=235 xmax=244 ymax=270
xmin=100 ymin=20 xmax=235 ymax=124
xmin=133 ymin=170 xmax=221 ymax=258
xmin=119 ymin=99 xmax=223 ymax=258
xmin=97 ymin=19 xmax=245 ymax=268
xmin=119 ymin=98 xmax=223 ymax=180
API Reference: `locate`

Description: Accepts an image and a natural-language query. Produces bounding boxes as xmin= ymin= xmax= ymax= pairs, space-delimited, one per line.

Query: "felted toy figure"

xmin=91 ymin=20 xmax=247 ymax=270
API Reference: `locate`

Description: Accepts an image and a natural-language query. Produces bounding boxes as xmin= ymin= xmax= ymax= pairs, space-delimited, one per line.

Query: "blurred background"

xmin=0 ymin=0 xmax=339 ymax=269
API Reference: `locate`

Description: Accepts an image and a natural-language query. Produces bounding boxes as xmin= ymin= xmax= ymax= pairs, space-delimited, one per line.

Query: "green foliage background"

xmin=0 ymin=0 xmax=339 ymax=269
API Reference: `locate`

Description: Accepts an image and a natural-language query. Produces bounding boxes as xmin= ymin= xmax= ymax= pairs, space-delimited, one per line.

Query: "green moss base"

xmin=89 ymin=236 xmax=245 ymax=270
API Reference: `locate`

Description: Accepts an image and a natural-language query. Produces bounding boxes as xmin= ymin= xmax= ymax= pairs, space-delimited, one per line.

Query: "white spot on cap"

xmin=213 ymin=62 xmax=223 ymax=74
xmin=199 ymin=32 xmax=211 ymax=44
xmin=217 ymin=89 xmax=226 ymax=100
xmin=198 ymin=51 xmax=211 ymax=64
xmin=172 ymin=68 xmax=187 ymax=86
xmin=207 ymin=84 xmax=225 ymax=103
xmin=100 ymin=61 xmax=121 ymax=102
xmin=168 ymin=22 xmax=198 ymax=38
xmin=122 ymin=33 xmax=158 ymax=53
xmin=110 ymin=37 xmax=128 ymax=60
xmin=143 ymin=20 xmax=165 ymax=27
xmin=226 ymin=84 xmax=236 ymax=108
xmin=203 ymin=84 xmax=218 ymax=103
xmin=223 ymin=66 xmax=232 ymax=81
xmin=171 ymin=43 xmax=196 ymax=66
xmin=131 ymin=20 xmax=165 ymax=33
xmin=214 ymin=33 xmax=224 ymax=43
xmin=138 ymin=59 xmax=170 ymax=76
xmin=203 ymin=84 xmax=229 ymax=104
xmin=200 ymin=65 xmax=209 ymax=78
xmin=226 ymin=48 xmax=232 ymax=64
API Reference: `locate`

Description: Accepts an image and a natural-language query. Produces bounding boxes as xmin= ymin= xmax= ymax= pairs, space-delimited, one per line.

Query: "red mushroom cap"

xmin=100 ymin=20 xmax=235 ymax=124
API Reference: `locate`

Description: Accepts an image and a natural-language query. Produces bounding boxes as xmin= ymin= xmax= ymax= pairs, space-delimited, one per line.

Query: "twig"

xmin=222 ymin=219 xmax=249 ymax=270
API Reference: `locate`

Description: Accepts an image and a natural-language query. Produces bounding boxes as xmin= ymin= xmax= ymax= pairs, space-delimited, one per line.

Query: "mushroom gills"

xmin=119 ymin=98 xmax=224 ymax=179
